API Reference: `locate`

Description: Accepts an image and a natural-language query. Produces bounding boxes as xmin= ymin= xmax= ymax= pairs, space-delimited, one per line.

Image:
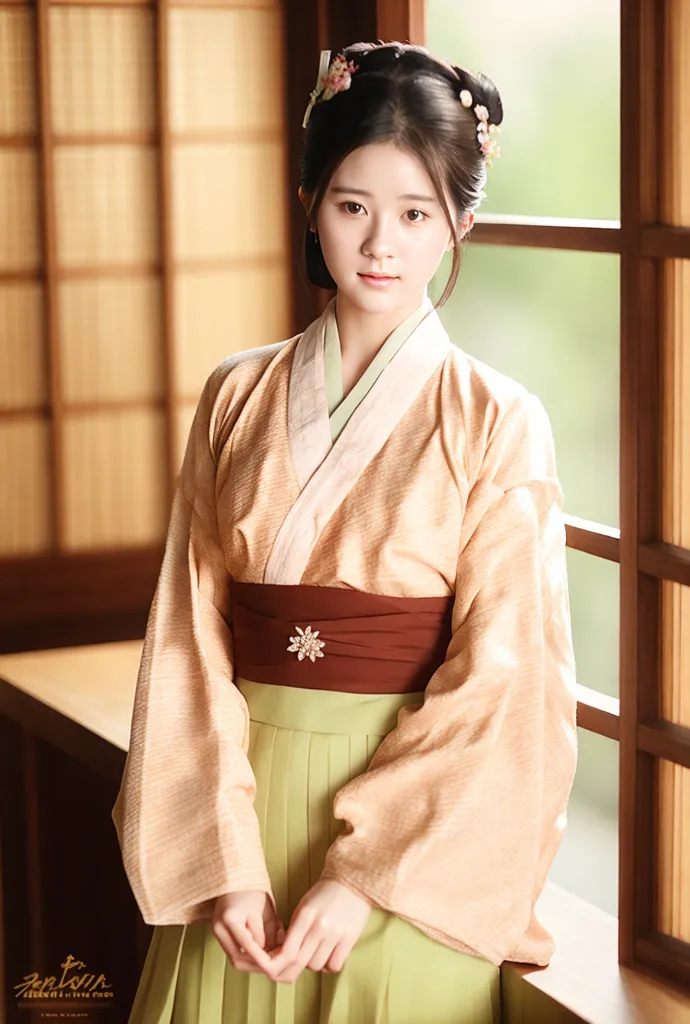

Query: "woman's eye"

xmin=342 ymin=201 xmax=364 ymax=215
xmin=405 ymin=209 xmax=427 ymax=223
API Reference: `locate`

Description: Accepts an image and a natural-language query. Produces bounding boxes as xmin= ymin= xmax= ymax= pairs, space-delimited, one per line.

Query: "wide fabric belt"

xmin=230 ymin=581 xmax=454 ymax=694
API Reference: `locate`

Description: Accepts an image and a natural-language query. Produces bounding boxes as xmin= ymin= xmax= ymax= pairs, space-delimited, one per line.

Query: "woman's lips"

xmin=358 ymin=273 xmax=398 ymax=288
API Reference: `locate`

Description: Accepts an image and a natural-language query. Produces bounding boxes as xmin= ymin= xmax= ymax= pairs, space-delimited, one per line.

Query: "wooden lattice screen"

xmin=0 ymin=0 xmax=294 ymax=651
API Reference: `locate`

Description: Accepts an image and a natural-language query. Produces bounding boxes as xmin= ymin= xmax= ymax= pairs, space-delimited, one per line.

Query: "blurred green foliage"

xmin=427 ymin=1 xmax=620 ymax=913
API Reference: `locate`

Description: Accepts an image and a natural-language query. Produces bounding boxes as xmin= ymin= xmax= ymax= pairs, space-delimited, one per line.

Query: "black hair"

xmin=299 ymin=40 xmax=503 ymax=307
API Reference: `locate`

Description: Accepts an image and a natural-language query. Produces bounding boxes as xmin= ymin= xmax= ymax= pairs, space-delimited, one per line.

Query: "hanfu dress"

xmin=112 ymin=292 xmax=578 ymax=1024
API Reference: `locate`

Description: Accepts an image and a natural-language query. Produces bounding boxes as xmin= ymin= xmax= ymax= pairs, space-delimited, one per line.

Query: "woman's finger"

xmin=278 ymin=923 xmax=323 ymax=982
xmin=306 ymin=938 xmax=336 ymax=972
xmin=247 ymin=913 xmax=266 ymax=950
xmin=324 ymin=936 xmax=353 ymax=974
xmin=262 ymin=915 xmax=285 ymax=953
xmin=267 ymin=908 xmax=315 ymax=975
xmin=231 ymin=921 xmax=277 ymax=974
xmin=213 ymin=921 xmax=268 ymax=973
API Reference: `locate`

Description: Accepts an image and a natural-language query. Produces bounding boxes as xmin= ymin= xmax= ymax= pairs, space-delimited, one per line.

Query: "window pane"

xmin=567 ymin=549 xmax=619 ymax=698
xmin=426 ymin=0 xmax=620 ymax=219
xmin=433 ymin=245 xmax=619 ymax=527
xmin=550 ymin=728 xmax=618 ymax=915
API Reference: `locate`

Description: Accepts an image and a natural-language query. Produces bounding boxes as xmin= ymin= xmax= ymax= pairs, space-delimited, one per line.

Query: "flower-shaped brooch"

xmin=287 ymin=625 xmax=326 ymax=662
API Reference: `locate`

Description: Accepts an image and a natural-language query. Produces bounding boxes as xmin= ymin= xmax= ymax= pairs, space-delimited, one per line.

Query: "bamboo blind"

xmin=0 ymin=0 xmax=292 ymax=558
xmin=657 ymin=0 xmax=690 ymax=946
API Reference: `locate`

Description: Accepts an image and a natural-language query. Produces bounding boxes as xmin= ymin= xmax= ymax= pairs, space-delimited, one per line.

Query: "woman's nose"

xmin=363 ymin=220 xmax=395 ymax=260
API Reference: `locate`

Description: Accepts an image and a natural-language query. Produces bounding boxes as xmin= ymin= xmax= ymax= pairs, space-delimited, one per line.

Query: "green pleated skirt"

xmin=127 ymin=678 xmax=502 ymax=1024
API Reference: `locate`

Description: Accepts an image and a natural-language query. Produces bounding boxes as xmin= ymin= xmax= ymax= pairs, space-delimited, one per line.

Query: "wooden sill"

xmin=504 ymin=884 xmax=690 ymax=1023
xmin=2 ymin=641 xmax=690 ymax=1022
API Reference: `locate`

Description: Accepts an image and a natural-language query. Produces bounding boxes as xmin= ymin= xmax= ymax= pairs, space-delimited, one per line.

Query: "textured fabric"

xmin=266 ymin=298 xmax=452 ymax=585
xmin=325 ymin=294 xmax=433 ymax=440
xmin=111 ymin=296 xmax=578 ymax=968
xmin=126 ymin=679 xmax=501 ymax=1024
xmin=230 ymin=581 xmax=453 ymax=692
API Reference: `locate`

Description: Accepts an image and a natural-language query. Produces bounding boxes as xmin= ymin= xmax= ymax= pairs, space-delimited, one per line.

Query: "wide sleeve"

xmin=318 ymin=391 xmax=579 ymax=967
xmin=111 ymin=366 xmax=276 ymax=925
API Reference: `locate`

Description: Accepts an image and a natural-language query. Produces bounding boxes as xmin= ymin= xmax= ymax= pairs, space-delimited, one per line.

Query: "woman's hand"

xmin=265 ymin=879 xmax=373 ymax=984
xmin=212 ymin=890 xmax=286 ymax=976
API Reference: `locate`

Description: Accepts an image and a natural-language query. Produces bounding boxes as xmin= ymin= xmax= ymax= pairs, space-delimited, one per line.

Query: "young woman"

xmin=113 ymin=40 xmax=578 ymax=1024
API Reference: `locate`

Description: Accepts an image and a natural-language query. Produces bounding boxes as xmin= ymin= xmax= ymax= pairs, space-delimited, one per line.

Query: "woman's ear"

xmin=298 ymin=186 xmax=318 ymax=234
xmin=298 ymin=186 xmax=311 ymax=215
xmin=459 ymin=211 xmax=474 ymax=239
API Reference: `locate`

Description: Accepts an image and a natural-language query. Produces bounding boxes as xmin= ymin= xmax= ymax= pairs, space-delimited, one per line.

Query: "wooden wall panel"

xmin=662 ymin=0 xmax=690 ymax=226
xmin=49 ymin=6 xmax=156 ymax=134
xmin=62 ymin=409 xmax=168 ymax=549
xmin=0 ymin=284 xmax=46 ymax=410
xmin=657 ymin=0 xmax=690 ymax=962
xmin=54 ymin=146 xmax=159 ymax=267
xmin=168 ymin=6 xmax=283 ymax=131
xmin=0 ymin=150 xmax=42 ymax=269
xmin=0 ymin=7 xmax=37 ymax=134
xmin=661 ymin=260 xmax=690 ymax=550
xmin=175 ymin=264 xmax=290 ymax=401
xmin=660 ymin=582 xmax=690 ymax=731
xmin=0 ymin=0 xmax=294 ymax=647
xmin=658 ymin=759 xmax=690 ymax=943
xmin=0 ymin=419 xmax=51 ymax=556
xmin=60 ymin=277 xmax=163 ymax=404
xmin=172 ymin=141 xmax=288 ymax=260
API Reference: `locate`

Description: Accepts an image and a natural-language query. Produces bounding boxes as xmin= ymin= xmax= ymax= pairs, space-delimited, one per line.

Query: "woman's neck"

xmin=334 ymin=290 xmax=428 ymax=396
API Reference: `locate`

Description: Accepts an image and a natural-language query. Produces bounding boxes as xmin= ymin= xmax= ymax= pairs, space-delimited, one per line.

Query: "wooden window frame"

xmin=283 ymin=0 xmax=690 ymax=992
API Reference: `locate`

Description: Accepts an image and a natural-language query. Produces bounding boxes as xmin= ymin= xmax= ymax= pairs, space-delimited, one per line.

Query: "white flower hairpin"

xmin=459 ymin=88 xmax=501 ymax=168
xmin=302 ymin=49 xmax=360 ymax=128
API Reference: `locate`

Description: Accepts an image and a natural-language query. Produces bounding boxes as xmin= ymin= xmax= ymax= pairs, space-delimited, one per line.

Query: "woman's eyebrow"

xmin=330 ymin=186 xmax=438 ymax=203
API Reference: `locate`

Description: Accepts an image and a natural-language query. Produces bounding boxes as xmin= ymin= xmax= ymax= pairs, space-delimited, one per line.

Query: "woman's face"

xmin=309 ymin=141 xmax=472 ymax=314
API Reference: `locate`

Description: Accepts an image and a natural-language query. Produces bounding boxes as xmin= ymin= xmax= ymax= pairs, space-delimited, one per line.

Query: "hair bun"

xmin=451 ymin=64 xmax=503 ymax=128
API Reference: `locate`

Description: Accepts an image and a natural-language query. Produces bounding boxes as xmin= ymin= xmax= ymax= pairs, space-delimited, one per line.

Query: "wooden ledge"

xmin=2 ymin=641 xmax=690 ymax=1021
xmin=503 ymin=883 xmax=690 ymax=1023
xmin=0 ymin=639 xmax=143 ymax=753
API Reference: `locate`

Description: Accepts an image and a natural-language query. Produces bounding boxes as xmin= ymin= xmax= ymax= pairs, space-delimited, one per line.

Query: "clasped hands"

xmin=212 ymin=880 xmax=372 ymax=984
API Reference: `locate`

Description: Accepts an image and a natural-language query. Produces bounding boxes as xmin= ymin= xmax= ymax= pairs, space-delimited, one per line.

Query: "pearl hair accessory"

xmin=301 ymin=48 xmax=501 ymax=168
xmin=459 ymin=87 xmax=501 ymax=167
xmin=302 ymin=49 xmax=360 ymax=128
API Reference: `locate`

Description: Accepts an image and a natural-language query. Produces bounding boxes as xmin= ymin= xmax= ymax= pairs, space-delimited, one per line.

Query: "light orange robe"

xmin=112 ymin=294 xmax=578 ymax=968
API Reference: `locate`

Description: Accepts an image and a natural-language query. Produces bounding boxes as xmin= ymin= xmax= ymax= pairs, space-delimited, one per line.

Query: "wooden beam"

xmin=638 ymin=720 xmax=690 ymax=771
xmin=0 ymin=547 xmax=163 ymax=626
xmin=618 ymin=0 xmax=664 ymax=973
xmin=376 ymin=0 xmax=425 ymax=44
xmin=564 ymin=514 xmax=620 ymax=562
xmin=639 ymin=541 xmax=690 ymax=588
xmin=154 ymin=0 xmax=178 ymax=501
xmin=641 ymin=224 xmax=690 ymax=259
xmin=577 ymin=684 xmax=620 ymax=741
xmin=471 ymin=215 xmax=621 ymax=254
xmin=35 ymin=0 xmax=63 ymax=549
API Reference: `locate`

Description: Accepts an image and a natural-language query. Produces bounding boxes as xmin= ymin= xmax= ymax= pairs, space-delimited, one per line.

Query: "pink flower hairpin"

xmin=302 ymin=49 xmax=360 ymax=128
xmin=459 ymin=89 xmax=501 ymax=167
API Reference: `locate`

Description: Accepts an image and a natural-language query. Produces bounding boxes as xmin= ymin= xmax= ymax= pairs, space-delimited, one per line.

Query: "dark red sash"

xmin=230 ymin=581 xmax=453 ymax=694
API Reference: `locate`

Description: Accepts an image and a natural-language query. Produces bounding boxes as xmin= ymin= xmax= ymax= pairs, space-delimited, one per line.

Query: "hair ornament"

xmin=450 ymin=64 xmax=502 ymax=168
xmin=473 ymin=102 xmax=501 ymax=167
xmin=302 ymin=49 xmax=360 ymax=128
